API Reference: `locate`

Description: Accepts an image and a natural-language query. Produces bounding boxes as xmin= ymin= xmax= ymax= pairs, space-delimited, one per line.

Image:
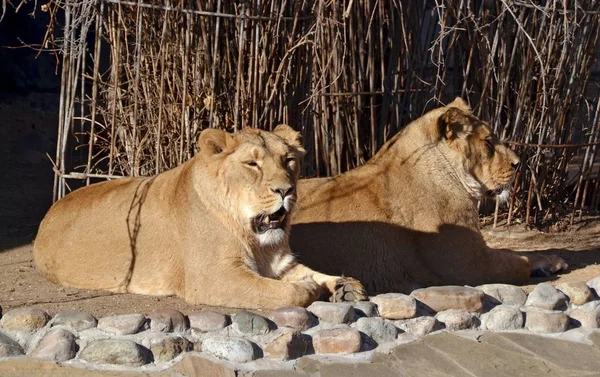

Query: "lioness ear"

xmin=197 ymin=128 xmax=234 ymax=155
xmin=274 ymin=124 xmax=306 ymax=154
xmin=438 ymin=108 xmax=474 ymax=140
xmin=447 ymin=97 xmax=472 ymax=113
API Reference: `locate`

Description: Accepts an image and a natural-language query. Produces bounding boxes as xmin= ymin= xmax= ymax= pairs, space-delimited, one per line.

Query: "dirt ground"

xmin=0 ymin=92 xmax=599 ymax=318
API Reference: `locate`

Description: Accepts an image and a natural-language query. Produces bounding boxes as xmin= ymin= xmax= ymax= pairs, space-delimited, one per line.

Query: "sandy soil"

xmin=0 ymin=92 xmax=599 ymax=318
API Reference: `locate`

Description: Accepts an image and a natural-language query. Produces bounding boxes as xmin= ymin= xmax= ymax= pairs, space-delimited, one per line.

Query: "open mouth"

xmin=252 ymin=207 xmax=288 ymax=234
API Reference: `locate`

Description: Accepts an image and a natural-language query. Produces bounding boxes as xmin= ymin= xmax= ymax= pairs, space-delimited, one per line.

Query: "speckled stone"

xmin=435 ymin=310 xmax=476 ymax=331
xmin=411 ymin=286 xmax=485 ymax=313
xmin=586 ymin=276 xmax=600 ymax=297
xmin=50 ymin=311 xmax=97 ymax=331
xmin=478 ymin=284 xmax=527 ymax=307
xmin=312 ymin=326 xmax=362 ymax=355
xmin=525 ymin=283 xmax=568 ymax=311
xmin=79 ymin=339 xmax=152 ymax=366
xmin=263 ymin=329 xmax=309 ymax=361
xmin=370 ymin=293 xmax=417 ymax=320
xmin=148 ymin=309 xmax=188 ymax=333
xmin=98 ymin=314 xmax=147 ymax=335
xmin=395 ymin=316 xmax=441 ymax=337
xmin=568 ymin=301 xmax=600 ymax=328
xmin=352 ymin=301 xmax=379 ymax=318
xmin=0 ymin=332 xmax=24 ymax=356
xmin=269 ymin=307 xmax=313 ymax=330
xmin=188 ymin=311 xmax=230 ymax=332
xmin=354 ymin=317 xmax=398 ymax=345
xmin=523 ymin=307 xmax=569 ymax=333
xmin=307 ymin=302 xmax=355 ymax=324
xmin=201 ymin=336 xmax=258 ymax=363
xmin=232 ymin=310 xmax=271 ymax=336
xmin=480 ymin=305 xmax=524 ymax=331
xmin=150 ymin=336 xmax=193 ymax=363
xmin=30 ymin=328 xmax=78 ymax=362
xmin=0 ymin=308 xmax=49 ymax=332
xmin=556 ymin=282 xmax=594 ymax=306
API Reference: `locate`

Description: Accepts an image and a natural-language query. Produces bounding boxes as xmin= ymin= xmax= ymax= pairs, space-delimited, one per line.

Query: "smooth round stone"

xmin=586 ymin=276 xmax=600 ymax=296
xmin=30 ymin=328 xmax=77 ymax=362
xmin=523 ymin=307 xmax=569 ymax=333
xmin=370 ymin=293 xmax=417 ymax=320
xmin=352 ymin=301 xmax=379 ymax=318
xmin=79 ymin=339 xmax=152 ymax=366
xmin=394 ymin=316 xmax=441 ymax=337
xmin=98 ymin=313 xmax=147 ymax=335
xmin=263 ymin=328 xmax=309 ymax=361
xmin=51 ymin=311 xmax=97 ymax=331
xmin=232 ymin=310 xmax=271 ymax=336
xmin=188 ymin=311 xmax=230 ymax=332
xmin=201 ymin=336 xmax=258 ymax=363
xmin=525 ymin=283 xmax=568 ymax=310
xmin=306 ymin=302 xmax=355 ymax=324
xmin=0 ymin=332 xmax=24 ymax=356
xmin=150 ymin=336 xmax=193 ymax=363
xmin=312 ymin=327 xmax=362 ymax=355
xmin=354 ymin=317 xmax=398 ymax=345
xmin=435 ymin=310 xmax=476 ymax=331
xmin=568 ymin=301 xmax=600 ymax=328
xmin=556 ymin=282 xmax=594 ymax=306
xmin=0 ymin=308 xmax=49 ymax=332
xmin=478 ymin=284 xmax=527 ymax=307
xmin=148 ymin=309 xmax=188 ymax=333
xmin=269 ymin=307 xmax=313 ymax=330
xmin=480 ymin=305 xmax=524 ymax=331
xmin=411 ymin=286 xmax=485 ymax=313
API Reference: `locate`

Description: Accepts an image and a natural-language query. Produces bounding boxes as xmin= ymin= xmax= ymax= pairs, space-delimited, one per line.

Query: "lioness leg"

xmin=281 ymin=263 xmax=368 ymax=302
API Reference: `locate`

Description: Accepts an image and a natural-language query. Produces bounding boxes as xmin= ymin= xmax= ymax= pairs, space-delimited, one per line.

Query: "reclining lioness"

xmin=34 ymin=126 xmax=366 ymax=309
xmin=291 ymin=99 xmax=567 ymax=293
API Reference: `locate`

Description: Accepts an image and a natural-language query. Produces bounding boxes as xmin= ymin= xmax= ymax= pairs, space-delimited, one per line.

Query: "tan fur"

xmin=291 ymin=98 xmax=567 ymax=293
xmin=34 ymin=126 xmax=365 ymax=309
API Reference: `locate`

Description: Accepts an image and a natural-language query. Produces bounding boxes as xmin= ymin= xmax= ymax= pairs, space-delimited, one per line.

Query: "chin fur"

xmin=257 ymin=229 xmax=287 ymax=247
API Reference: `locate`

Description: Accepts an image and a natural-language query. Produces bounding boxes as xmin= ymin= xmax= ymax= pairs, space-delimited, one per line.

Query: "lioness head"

xmin=437 ymin=98 xmax=520 ymax=200
xmin=197 ymin=125 xmax=305 ymax=246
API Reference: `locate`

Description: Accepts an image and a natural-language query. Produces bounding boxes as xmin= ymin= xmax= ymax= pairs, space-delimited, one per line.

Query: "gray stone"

xmin=525 ymin=283 xmax=568 ymax=310
xmin=370 ymin=293 xmax=417 ymax=320
xmin=352 ymin=301 xmax=379 ymax=318
xmin=395 ymin=316 xmax=441 ymax=337
xmin=148 ymin=309 xmax=188 ymax=333
xmin=51 ymin=311 xmax=97 ymax=331
xmin=269 ymin=307 xmax=313 ymax=331
xmin=79 ymin=339 xmax=152 ymax=366
xmin=354 ymin=317 xmax=398 ymax=345
xmin=586 ymin=276 xmax=600 ymax=297
xmin=411 ymin=286 xmax=485 ymax=313
xmin=306 ymin=302 xmax=355 ymax=324
xmin=556 ymin=281 xmax=594 ymax=306
xmin=435 ymin=310 xmax=476 ymax=331
xmin=568 ymin=301 xmax=600 ymax=328
xmin=263 ymin=328 xmax=309 ymax=360
xmin=0 ymin=332 xmax=24 ymax=356
xmin=480 ymin=305 xmax=524 ymax=331
xmin=188 ymin=311 xmax=230 ymax=332
xmin=30 ymin=328 xmax=77 ymax=362
xmin=97 ymin=313 xmax=147 ymax=335
xmin=478 ymin=284 xmax=527 ymax=306
xmin=312 ymin=326 xmax=362 ymax=355
xmin=150 ymin=336 xmax=193 ymax=363
xmin=0 ymin=308 xmax=49 ymax=332
xmin=523 ymin=307 xmax=569 ymax=333
xmin=232 ymin=310 xmax=271 ymax=336
xmin=201 ymin=336 xmax=258 ymax=363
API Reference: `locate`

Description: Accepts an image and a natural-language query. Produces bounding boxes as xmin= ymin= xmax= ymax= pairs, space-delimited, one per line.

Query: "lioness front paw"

xmin=529 ymin=254 xmax=569 ymax=277
xmin=329 ymin=277 xmax=368 ymax=303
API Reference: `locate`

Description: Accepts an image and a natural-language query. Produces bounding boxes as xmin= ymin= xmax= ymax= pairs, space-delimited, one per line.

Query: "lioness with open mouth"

xmin=291 ymin=98 xmax=568 ymax=294
xmin=34 ymin=125 xmax=366 ymax=309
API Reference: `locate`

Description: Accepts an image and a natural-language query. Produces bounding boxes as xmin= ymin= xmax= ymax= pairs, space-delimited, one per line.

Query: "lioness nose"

xmin=271 ymin=186 xmax=295 ymax=198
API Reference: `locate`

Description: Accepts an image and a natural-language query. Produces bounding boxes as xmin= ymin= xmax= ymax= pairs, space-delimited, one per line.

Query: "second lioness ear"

xmin=437 ymin=108 xmax=475 ymax=140
xmin=274 ymin=124 xmax=306 ymax=154
xmin=197 ymin=128 xmax=235 ymax=155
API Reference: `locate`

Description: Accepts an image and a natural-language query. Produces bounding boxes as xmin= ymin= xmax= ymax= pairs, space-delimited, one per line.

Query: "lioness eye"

xmin=485 ymin=139 xmax=495 ymax=155
xmin=245 ymin=161 xmax=259 ymax=167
